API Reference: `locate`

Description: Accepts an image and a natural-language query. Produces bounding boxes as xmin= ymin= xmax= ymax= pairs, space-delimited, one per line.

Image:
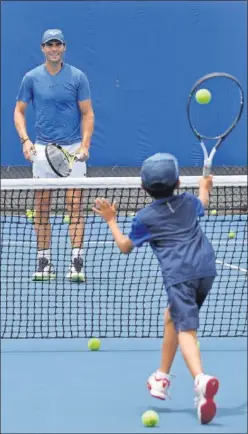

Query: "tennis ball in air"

xmin=88 ymin=338 xmax=101 ymax=351
xmin=228 ymin=231 xmax=236 ymax=239
xmin=197 ymin=340 xmax=200 ymax=348
xmin=142 ymin=410 xmax=159 ymax=427
xmin=63 ymin=215 xmax=70 ymax=224
xmin=195 ymin=89 xmax=212 ymax=104
xmin=210 ymin=210 xmax=217 ymax=216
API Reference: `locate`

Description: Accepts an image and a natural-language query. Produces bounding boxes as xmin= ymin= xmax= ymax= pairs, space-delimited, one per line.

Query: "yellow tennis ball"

xmin=88 ymin=338 xmax=101 ymax=351
xmin=195 ymin=89 xmax=211 ymax=104
xmin=63 ymin=215 xmax=70 ymax=224
xmin=26 ymin=209 xmax=35 ymax=222
xmin=26 ymin=209 xmax=34 ymax=217
xmin=142 ymin=410 xmax=159 ymax=427
xmin=197 ymin=340 xmax=200 ymax=348
xmin=210 ymin=210 xmax=217 ymax=215
xmin=228 ymin=231 xmax=236 ymax=239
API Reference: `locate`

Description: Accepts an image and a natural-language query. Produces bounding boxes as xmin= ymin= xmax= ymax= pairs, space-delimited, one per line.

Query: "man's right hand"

xmin=23 ymin=140 xmax=36 ymax=161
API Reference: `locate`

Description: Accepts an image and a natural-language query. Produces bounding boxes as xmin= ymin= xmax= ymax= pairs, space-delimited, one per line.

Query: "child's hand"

xmin=199 ymin=175 xmax=213 ymax=191
xmin=92 ymin=198 xmax=117 ymax=222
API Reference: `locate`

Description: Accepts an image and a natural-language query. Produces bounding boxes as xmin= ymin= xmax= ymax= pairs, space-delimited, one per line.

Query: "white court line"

xmin=2 ymin=245 xmax=247 ymax=274
xmin=2 ymin=241 xmax=247 ymax=274
xmin=0 ymin=276 xmax=247 ymax=284
xmin=2 ymin=240 xmax=113 ymax=247
xmin=216 ymin=260 xmax=247 ymax=274
xmin=1 ymin=240 xmax=247 ymax=247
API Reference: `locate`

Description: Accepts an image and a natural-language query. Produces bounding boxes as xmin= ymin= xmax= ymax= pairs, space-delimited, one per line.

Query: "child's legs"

xmin=160 ymin=307 xmax=178 ymax=374
xmin=167 ymin=277 xmax=214 ymax=378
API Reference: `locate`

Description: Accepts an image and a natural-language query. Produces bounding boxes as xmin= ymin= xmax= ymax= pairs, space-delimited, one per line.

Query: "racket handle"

xmin=203 ymin=165 xmax=212 ymax=177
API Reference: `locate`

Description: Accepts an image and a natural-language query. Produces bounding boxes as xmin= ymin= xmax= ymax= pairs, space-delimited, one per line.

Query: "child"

xmin=92 ymin=153 xmax=219 ymax=425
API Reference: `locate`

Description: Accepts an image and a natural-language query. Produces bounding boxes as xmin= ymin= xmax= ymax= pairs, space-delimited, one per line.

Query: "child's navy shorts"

xmin=167 ymin=277 xmax=215 ymax=332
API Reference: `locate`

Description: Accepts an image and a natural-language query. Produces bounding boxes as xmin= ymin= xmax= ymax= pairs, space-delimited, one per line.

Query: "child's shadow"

xmin=151 ymin=403 xmax=247 ymax=427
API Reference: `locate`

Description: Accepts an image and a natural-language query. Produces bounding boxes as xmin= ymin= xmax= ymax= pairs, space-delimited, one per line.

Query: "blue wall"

xmin=1 ymin=1 xmax=247 ymax=167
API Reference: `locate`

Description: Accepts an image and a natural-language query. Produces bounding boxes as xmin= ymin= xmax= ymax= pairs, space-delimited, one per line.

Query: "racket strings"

xmin=46 ymin=146 xmax=71 ymax=177
xmin=189 ymin=76 xmax=243 ymax=139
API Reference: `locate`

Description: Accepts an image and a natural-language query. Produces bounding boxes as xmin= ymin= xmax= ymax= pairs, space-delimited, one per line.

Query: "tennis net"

xmin=1 ymin=176 xmax=247 ymax=339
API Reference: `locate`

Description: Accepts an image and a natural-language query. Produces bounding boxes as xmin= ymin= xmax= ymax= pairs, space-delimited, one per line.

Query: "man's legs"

xmin=32 ymin=190 xmax=55 ymax=280
xmin=64 ymin=143 xmax=86 ymax=281
xmin=65 ymin=188 xmax=85 ymax=281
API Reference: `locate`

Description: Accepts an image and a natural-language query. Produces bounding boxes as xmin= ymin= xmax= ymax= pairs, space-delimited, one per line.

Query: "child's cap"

xmin=141 ymin=153 xmax=179 ymax=191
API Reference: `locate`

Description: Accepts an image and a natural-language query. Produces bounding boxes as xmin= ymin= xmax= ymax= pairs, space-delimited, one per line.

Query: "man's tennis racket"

xmin=187 ymin=72 xmax=244 ymax=176
xmin=45 ymin=143 xmax=86 ymax=177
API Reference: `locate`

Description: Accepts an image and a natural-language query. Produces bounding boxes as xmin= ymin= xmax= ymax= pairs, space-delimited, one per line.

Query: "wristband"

xmin=21 ymin=137 xmax=29 ymax=144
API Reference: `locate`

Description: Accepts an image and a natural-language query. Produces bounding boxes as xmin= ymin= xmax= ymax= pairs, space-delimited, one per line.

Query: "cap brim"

xmin=42 ymin=38 xmax=64 ymax=44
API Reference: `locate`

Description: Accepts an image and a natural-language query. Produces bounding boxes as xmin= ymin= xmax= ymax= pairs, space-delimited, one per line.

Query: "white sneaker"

xmin=195 ymin=374 xmax=219 ymax=424
xmin=147 ymin=371 xmax=171 ymax=400
xmin=66 ymin=257 xmax=85 ymax=281
xmin=32 ymin=257 xmax=56 ymax=281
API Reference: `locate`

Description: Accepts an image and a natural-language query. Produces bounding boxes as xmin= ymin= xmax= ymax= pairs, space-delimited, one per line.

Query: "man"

xmin=14 ymin=29 xmax=94 ymax=281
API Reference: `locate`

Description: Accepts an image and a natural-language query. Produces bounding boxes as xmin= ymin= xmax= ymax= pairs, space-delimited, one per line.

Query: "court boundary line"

xmin=1 ymin=242 xmax=247 ymax=275
xmin=2 ymin=240 xmax=247 ymax=247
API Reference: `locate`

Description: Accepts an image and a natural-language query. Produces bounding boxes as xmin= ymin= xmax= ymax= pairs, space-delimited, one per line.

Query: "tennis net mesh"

xmin=1 ymin=176 xmax=247 ymax=339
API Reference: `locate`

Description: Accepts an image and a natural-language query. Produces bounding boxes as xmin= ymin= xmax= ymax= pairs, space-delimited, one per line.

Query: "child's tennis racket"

xmin=45 ymin=143 xmax=86 ymax=177
xmin=187 ymin=72 xmax=244 ymax=176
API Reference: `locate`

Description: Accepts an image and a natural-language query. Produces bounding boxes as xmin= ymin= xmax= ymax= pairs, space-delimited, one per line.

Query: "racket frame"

xmin=187 ymin=72 xmax=244 ymax=176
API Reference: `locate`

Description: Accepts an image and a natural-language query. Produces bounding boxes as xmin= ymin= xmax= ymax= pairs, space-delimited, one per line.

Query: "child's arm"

xmin=92 ymin=198 xmax=133 ymax=254
xmin=198 ymin=175 xmax=213 ymax=208
xmin=107 ymin=219 xmax=134 ymax=254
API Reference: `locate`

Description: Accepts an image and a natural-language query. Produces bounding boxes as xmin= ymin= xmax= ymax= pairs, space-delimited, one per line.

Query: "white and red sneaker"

xmin=194 ymin=374 xmax=219 ymax=424
xmin=147 ymin=371 xmax=171 ymax=400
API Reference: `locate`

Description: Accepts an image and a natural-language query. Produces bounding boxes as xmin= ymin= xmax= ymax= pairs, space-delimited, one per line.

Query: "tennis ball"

xmin=26 ymin=209 xmax=35 ymax=217
xmin=197 ymin=340 xmax=200 ymax=348
xmin=88 ymin=338 xmax=101 ymax=351
xmin=228 ymin=231 xmax=236 ymax=239
xmin=142 ymin=410 xmax=159 ymax=427
xmin=26 ymin=209 xmax=35 ymax=222
xmin=63 ymin=215 xmax=70 ymax=224
xmin=195 ymin=89 xmax=211 ymax=104
xmin=210 ymin=210 xmax=217 ymax=215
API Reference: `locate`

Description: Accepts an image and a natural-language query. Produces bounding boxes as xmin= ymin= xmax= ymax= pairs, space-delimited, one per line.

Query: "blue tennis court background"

xmin=1 ymin=1 xmax=247 ymax=433
xmin=1 ymin=0 xmax=247 ymax=168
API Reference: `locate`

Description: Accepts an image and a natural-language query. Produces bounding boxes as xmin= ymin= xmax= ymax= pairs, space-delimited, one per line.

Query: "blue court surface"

xmin=1 ymin=214 xmax=247 ymax=433
xmin=1 ymin=338 xmax=247 ymax=433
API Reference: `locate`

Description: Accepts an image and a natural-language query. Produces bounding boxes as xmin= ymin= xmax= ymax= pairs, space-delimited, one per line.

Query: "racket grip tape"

xmin=203 ymin=165 xmax=212 ymax=177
